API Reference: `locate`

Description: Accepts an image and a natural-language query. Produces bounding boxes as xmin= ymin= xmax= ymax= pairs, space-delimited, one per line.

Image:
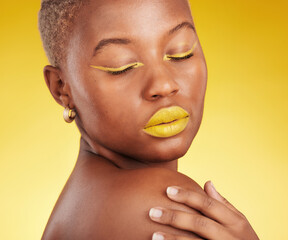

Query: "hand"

xmin=149 ymin=181 xmax=259 ymax=240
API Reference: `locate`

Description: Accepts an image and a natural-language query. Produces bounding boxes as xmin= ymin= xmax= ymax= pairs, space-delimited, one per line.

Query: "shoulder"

xmin=42 ymin=162 xmax=205 ymax=239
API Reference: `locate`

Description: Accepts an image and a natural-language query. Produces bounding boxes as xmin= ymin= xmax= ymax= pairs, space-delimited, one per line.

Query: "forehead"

xmin=76 ymin=0 xmax=193 ymax=41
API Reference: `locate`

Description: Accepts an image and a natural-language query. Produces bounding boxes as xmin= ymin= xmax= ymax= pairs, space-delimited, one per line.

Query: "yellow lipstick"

xmin=143 ymin=106 xmax=190 ymax=138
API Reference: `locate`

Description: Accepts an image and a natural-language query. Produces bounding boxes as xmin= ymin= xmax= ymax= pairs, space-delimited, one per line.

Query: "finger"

xmin=166 ymin=186 xmax=240 ymax=225
xmin=152 ymin=232 xmax=203 ymax=240
xmin=204 ymin=181 xmax=243 ymax=216
xmin=149 ymin=207 xmax=232 ymax=240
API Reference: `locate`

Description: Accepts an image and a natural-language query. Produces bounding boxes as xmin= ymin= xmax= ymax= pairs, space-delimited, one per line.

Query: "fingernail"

xmin=167 ymin=186 xmax=179 ymax=196
xmin=152 ymin=232 xmax=165 ymax=240
xmin=149 ymin=208 xmax=163 ymax=219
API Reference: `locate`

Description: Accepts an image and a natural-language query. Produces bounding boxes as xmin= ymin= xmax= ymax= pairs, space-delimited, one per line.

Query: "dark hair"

xmin=38 ymin=0 xmax=88 ymax=67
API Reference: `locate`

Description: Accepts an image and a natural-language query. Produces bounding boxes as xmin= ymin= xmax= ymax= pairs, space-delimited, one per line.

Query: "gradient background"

xmin=0 ymin=0 xmax=287 ymax=239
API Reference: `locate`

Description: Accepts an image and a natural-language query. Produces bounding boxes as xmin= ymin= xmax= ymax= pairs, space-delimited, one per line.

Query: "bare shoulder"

xmin=42 ymin=161 xmax=205 ymax=239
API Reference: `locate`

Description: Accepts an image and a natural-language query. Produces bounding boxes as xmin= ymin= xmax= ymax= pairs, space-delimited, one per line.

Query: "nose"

xmin=142 ymin=65 xmax=180 ymax=101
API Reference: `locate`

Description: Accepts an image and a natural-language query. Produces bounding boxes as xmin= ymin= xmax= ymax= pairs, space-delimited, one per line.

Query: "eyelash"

xmin=164 ymin=42 xmax=197 ymax=62
xmin=107 ymin=52 xmax=194 ymax=75
xmin=91 ymin=43 xmax=196 ymax=75
xmin=108 ymin=65 xmax=136 ymax=75
xmin=168 ymin=53 xmax=194 ymax=61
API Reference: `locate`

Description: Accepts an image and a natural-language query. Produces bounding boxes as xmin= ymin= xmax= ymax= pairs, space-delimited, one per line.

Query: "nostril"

xmin=168 ymin=89 xmax=178 ymax=97
xmin=145 ymin=78 xmax=180 ymax=101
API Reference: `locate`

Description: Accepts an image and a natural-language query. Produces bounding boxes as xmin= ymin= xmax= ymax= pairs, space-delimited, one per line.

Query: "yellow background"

xmin=0 ymin=0 xmax=287 ymax=239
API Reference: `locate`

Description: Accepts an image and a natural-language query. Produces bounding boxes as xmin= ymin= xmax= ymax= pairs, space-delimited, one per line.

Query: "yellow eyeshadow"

xmin=90 ymin=62 xmax=144 ymax=72
xmin=163 ymin=41 xmax=198 ymax=61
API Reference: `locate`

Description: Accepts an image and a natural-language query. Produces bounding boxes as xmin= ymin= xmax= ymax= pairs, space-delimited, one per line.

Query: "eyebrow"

xmin=93 ymin=38 xmax=131 ymax=56
xmin=92 ymin=22 xmax=195 ymax=56
xmin=168 ymin=21 xmax=195 ymax=35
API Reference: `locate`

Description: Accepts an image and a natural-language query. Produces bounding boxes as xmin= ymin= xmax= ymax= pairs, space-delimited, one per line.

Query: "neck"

xmin=78 ymin=137 xmax=178 ymax=171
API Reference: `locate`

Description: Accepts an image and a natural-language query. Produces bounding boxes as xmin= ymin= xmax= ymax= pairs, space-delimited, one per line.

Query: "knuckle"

xmin=169 ymin=211 xmax=178 ymax=225
xmin=231 ymin=215 xmax=249 ymax=233
xmin=203 ymin=197 xmax=214 ymax=210
xmin=237 ymin=210 xmax=247 ymax=220
xmin=194 ymin=216 xmax=208 ymax=229
xmin=216 ymin=225 xmax=225 ymax=236
xmin=230 ymin=213 xmax=247 ymax=227
xmin=238 ymin=216 xmax=248 ymax=228
xmin=180 ymin=187 xmax=190 ymax=199
xmin=183 ymin=190 xmax=192 ymax=204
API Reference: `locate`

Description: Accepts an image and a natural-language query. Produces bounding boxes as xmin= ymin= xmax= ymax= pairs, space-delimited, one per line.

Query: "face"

xmin=61 ymin=0 xmax=207 ymax=163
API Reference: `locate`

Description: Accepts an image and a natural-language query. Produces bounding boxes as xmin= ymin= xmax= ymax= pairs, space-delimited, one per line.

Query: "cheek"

xmin=194 ymin=60 xmax=207 ymax=102
xmin=75 ymin=75 xmax=141 ymax=136
xmin=178 ymin=57 xmax=207 ymax=103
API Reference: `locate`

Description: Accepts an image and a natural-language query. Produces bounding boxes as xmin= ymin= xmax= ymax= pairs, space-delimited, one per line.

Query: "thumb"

xmin=204 ymin=181 xmax=222 ymax=201
xmin=204 ymin=181 xmax=241 ymax=214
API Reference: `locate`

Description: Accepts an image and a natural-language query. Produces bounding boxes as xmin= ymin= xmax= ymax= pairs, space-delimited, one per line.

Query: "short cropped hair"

xmin=38 ymin=0 xmax=88 ymax=67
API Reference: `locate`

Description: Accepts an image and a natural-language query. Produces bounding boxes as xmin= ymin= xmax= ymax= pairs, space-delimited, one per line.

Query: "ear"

xmin=43 ymin=65 xmax=74 ymax=108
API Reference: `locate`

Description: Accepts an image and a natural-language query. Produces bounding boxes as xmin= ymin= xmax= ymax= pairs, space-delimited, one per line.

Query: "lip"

xmin=143 ymin=106 xmax=190 ymax=138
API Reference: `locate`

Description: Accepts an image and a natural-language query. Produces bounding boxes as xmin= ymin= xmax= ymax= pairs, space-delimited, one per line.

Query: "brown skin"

xmin=42 ymin=0 xmax=259 ymax=239
xmin=61 ymin=0 xmax=206 ymax=166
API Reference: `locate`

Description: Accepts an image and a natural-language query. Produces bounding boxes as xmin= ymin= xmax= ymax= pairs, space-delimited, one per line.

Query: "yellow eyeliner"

xmin=163 ymin=41 xmax=198 ymax=61
xmin=90 ymin=62 xmax=144 ymax=73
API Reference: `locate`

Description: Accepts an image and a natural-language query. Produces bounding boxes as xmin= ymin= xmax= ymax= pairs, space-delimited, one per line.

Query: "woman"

xmin=39 ymin=0 xmax=259 ymax=239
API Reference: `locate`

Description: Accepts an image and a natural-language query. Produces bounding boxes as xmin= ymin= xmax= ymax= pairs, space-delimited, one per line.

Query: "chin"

xmin=139 ymin=119 xmax=202 ymax=163
xmin=135 ymin=132 xmax=195 ymax=163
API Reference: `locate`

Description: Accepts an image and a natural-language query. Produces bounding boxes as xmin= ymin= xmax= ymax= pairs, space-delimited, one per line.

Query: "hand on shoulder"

xmin=97 ymin=167 xmax=206 ymax=239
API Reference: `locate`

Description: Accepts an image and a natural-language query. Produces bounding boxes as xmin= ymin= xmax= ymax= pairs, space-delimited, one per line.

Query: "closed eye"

xmin=90 ymin=62 xmax=144 ymax=75
xmin=164 ymin=41 xmax=198 ymax=61
xmin=167 ymin=52 xmax=194 ymax=61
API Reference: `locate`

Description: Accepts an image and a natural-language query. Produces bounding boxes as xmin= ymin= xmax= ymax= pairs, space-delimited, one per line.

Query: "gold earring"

xmin=63 ymin=107 xmax=76 ymax=123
